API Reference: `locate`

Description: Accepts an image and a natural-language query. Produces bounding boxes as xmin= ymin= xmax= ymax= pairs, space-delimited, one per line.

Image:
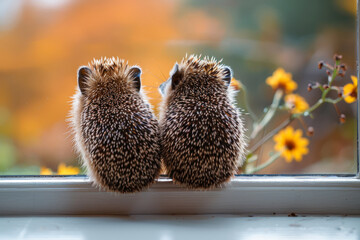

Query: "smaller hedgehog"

xmin=159 ymin=55 xmax=246 ymax=189
xmin=70 ymin=57 xmax=161 ymax=193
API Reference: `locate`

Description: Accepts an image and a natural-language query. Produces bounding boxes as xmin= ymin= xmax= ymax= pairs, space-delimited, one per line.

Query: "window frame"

xmin=0 ymin=0 xmax=359 ymax=216
xmin=0 ymin=175 xmax=359 ymax=215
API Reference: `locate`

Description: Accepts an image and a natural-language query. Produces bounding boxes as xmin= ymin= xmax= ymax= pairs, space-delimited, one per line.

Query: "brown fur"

xmin=159 ymin=55 xmax=246 ymax=189
xmin=70 ymin=57 xmax=161 ymax=193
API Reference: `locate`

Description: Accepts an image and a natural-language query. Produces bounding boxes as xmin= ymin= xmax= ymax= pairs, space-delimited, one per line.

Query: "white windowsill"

xmin=1 ymin=215 xmax=360 ymax=240
xmin=1 ymin=175 xmax=359 ymax=215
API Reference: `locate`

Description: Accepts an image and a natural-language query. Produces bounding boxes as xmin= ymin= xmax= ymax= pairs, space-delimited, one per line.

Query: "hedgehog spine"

xmin=159 ymin=55 xmax=246 ymax=189
xmin=70 ymin=57 xmax=161 ymax=193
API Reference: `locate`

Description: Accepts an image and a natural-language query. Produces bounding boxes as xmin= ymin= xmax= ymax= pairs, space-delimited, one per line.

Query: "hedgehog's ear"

xmin=128 ymin=66 xmax=142 ymax=92
xmin=159 ymin=80 xmax=168 ymax=96
xmin=170 ymin=63 xmax=183 ymax=90
xmin=78 ymin=66 xmax=92 ymax=95
xmin=222 ymin=66 xmax=232 ymax=88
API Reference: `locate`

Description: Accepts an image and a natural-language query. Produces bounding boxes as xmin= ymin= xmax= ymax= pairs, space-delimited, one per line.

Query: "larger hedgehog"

xmin=159 ymin=55 xmax=246 ymax=189
xmin=70 ymin=57 xmax=161 ymax=193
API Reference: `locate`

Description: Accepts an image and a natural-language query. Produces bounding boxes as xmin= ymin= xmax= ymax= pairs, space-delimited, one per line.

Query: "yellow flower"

xmin=266 ymin=68 xmax=298 ymax=93
xmin=343 ymin=75 xmax=357 ymax=103
xmin=57 ymin=163 xmax=80 ymax=175
xmin=284 ymin=94 xmax=309 ymax=114
xmin=273 ymin=126 xmax=309 ymax=162
xmin=40 ymin=167 xmax=53 ymax=175
xmin=231 ymin=78 xmax=242 ymax=90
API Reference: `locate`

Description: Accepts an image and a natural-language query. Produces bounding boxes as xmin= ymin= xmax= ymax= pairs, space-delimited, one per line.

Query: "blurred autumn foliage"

xmin=0 ymin=0 xmax=217 ymax=171
xmin=0 ymin=0 xmax=357 ymax=174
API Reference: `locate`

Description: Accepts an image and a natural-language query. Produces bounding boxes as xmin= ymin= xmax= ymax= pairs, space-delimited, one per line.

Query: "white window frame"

xmin=0 ymin=1 xmax=359 ymax=216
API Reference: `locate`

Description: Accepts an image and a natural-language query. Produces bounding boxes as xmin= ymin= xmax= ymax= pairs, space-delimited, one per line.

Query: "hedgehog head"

xmin=159 ymin=55 xmax=232 ymax=97
xmin=77 ymin=57 xmax=142 ymax=98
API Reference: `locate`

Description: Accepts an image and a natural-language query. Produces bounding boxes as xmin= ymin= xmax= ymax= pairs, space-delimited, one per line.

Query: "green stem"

xmin=249 ymin=117 xmax=293 ymax=153
xmin=247 ymin=154 xmax=258 ymax=163
xmin=239 ymin=84 xmax=258 ymax=121
xmin=293 ymin=99 xmax=324 ymax=118
xmin=251 ymin=89 xmax=283 ymax=139
xmin=318 ymin=84 xmax=325 ymax=92
xmin=324 ymin=97 xmax=344 ymax=104
xmin=321 ymin=62 xmax=339 ymax=99
xmin=329 ymin=86 xmax=340 ymax=91
xmin=293 ymin=65 xmax=340 ymax=118
xmin=241 ymin=153 xmax=258 ymax=172
xmin=245 ymin=151 xmax=282 ymax=174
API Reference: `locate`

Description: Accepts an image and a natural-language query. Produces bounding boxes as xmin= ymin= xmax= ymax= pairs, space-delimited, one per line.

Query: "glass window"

xmin=0 ymin=0 xmax=357 ymax=175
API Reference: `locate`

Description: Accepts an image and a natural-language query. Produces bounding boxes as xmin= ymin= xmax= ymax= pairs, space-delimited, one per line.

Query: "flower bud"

xmin=318 ymin=61 xmax=324 ymax=69
xmin=307 ymin=83 xmax=313 ymax=92
xmin=340 ymin=64 xmax=347 ymax=71
xmin=307 ymin=126 xmax=314 ymax=137
xmin=334 ymin=54 xmax=343 ymax=61
xmin=340 ymin=114 xmax=346 ymax=123
xmin=323 ymin=84 xmax=329 ymax=89
xmin=326 ymin=70 xmax=331 ymax=76
xmin=338 ymin=91 xmax=343 ymax=98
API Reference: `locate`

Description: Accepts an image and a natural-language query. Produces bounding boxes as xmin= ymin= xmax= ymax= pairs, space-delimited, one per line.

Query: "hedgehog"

xmin=158 ymin=55 xmax=246 ymax=189
xmin=70 ymin=57 xmax=161 ymax=193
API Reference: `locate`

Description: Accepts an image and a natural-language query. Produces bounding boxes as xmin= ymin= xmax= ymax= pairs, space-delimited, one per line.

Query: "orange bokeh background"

xmin=0 ymin=0 xmax=357 ymax=173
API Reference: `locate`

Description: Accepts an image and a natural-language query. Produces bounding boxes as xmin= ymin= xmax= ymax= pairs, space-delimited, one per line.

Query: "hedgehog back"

xmin=161 ymin=91 xmax=242 ymax=189
xmin=81 ymin=93 xmax=161 ymax=193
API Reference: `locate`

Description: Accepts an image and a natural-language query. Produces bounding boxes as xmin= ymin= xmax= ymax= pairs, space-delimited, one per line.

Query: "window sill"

xmin=1 ymin=215 xmax=360 ymax=240
xmin=0 ymin=175 xmax=359 ymax=215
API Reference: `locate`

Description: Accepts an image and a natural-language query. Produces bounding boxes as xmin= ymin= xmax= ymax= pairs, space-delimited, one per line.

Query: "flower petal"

xmin=343 ymin=83 xmax=354 ymax=95
xmin=294 ymin=129 xmax=302 ymax=139
xmin=293 ymin=151 xmax=303 ymax=161
xmin=297 ymin=138 xmax=309 ymax=147
xmin=344 ymin=96 xmax=356 ymax=103
xmin=283 ymin=150 xmax=293 ymax=162
xmin=351 ymin=75 xmax=358 ymax=86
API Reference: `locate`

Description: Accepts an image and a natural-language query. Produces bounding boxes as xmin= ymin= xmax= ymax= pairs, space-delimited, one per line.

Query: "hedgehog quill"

xmin=70 ymin=57 xmax=161 ymax=193
xmin=159 ymin=55 xmax=246 ymax=189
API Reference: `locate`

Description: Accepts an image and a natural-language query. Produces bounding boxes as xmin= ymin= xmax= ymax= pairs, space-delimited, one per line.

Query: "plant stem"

xmin=249 ymin=117 xmax=293 ymax=153
xmin=250 ymin=94 xmax=343 ymax=155
xmin=293 ymin=98 xmax=323 ymax=118
xmin=238 ymin=84 xmax=258 ymax=121
xmin=249 ymin=74 xmax=343 ymax=154
xmin=322 ymin=62 xmax=339 ymax=99
xmin=247 ymin=154 xmax=258 ymax=163
xmin=251 ymin=89 xmax=283 ymax=139
xmin=293 ymin=65 xmax=340 ymax=118
xmin=245 ymin=151 xmax=282 ymax=174
xmin=324 ymin=97 xmax=344 ymax=104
